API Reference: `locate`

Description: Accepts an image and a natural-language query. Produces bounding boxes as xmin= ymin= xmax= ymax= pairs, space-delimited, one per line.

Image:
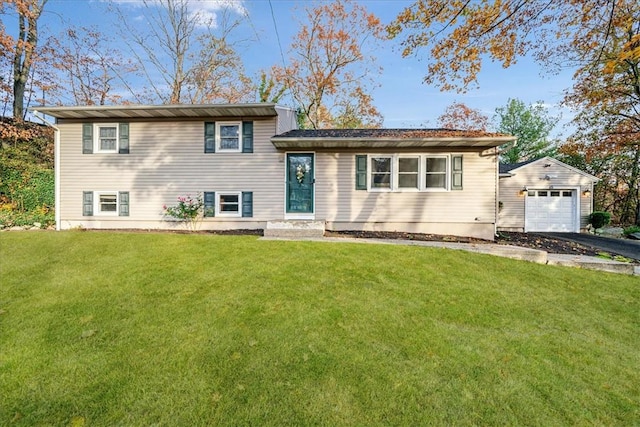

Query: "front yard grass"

xmin=1 ymin=232 xmax=638 ymax=425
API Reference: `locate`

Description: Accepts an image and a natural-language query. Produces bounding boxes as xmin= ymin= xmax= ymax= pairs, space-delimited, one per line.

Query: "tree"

xmin=272 ymin=0 xmax=384 ymax=129
xmin=388 ymin=0 xmax=640 ymax=225
xmin=494 ymin=99 xmax=559 ymax=164
xmin=437 ymin=102 xmax=488 ymax=131
xmin=110 ymin=0 xmax=252 ymax=104
xmin=387 ymin=1 xmax=630 ymax=92
xmin=257 ymin=70 xmax=286 ymax=104
xmin=1 ymin=0 xmax=47 ymax=118
xmin=43 ymin=26 xmax=138 ymax=105
xmin=557 ymin=3 xmax=640 ymax=225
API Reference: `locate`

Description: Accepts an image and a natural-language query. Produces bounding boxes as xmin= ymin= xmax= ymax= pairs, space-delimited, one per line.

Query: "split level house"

xmin=33 ymin=103 xmax=530 ymax=241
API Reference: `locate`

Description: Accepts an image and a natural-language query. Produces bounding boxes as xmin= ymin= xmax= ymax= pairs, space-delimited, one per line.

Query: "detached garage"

xmin=498 ymin=157 xmax=599 ymax=233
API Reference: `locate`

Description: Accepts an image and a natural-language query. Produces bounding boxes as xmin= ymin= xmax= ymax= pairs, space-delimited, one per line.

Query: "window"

xmin=98 ymin=126 xmax=117 ymax=151
xmin=370 ymin=157 xmax=392 ymax=190
xmin=217 ymin=192 xmax=241 ymax=216
xmin=425 ymin=156 xmax=447 ymax=189
xmin=204 ymin=191 xmax=253 ymax=218
xmin=216 ymin=122 xmax=241 ymax=152
xmin=83 ymin=191 xmax=129 ymax=216
xmin=398 ymin=157 xmax=419 ymax=189
xmin=358 ymin=154 xmax=462 ymax=192
xmin=98 ymin=193 xmax=118 ymax=213
xmin=83 ymin=123 xmax=129 ymax=154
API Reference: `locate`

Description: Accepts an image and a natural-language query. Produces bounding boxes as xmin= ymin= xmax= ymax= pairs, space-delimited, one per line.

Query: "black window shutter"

xmin=119 ymin=192 xmax=130 ymax=216
xmin=119 ymin=123 xmax=130 ymax=154
xmin=83 ymin=191 xmax=93 ymax=216
xmin=452 ymin=155 xmax=463 ymax=190
xmin=82 ymin=124 xmax=93 ymax=154
xmin=204 ymin=192 xmax=215 ymax=217
xmin=242 ymin=121 xmax=253 ymax=153
xmin=204 ymin=122 xmax=216 ymax=153
xmin=355 ymin=155 xmax=367 ymax=190
xmin=242 ymin=192 xmax=253 ymax=217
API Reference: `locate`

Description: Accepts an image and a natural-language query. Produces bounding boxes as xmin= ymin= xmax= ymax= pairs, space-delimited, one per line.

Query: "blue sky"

xmin=12 ymin=0 xmax=576 ymax=134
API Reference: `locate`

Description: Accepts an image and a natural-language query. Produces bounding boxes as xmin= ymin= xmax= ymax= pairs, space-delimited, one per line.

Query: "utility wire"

xmin=268 ymin=0 xmax=287 ymax=68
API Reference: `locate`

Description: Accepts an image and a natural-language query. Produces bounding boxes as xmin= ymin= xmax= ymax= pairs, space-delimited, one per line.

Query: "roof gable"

xmin=501 ymin=156 xmax=599 ymax=181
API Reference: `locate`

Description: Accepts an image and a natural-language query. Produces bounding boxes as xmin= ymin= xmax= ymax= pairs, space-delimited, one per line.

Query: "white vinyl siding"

xmin=57 ymin=118 xmax=283 ymax=229
xmin=314 ymin=151 xmax=497 ymax=240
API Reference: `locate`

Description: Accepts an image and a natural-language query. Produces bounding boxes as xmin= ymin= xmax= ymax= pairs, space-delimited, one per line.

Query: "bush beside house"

xmin=0 ymin=118 xmax=55 ymax=229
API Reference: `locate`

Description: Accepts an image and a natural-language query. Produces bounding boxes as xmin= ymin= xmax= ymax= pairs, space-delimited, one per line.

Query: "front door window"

xmin=286 ymin=153 xmax=314 ymax=214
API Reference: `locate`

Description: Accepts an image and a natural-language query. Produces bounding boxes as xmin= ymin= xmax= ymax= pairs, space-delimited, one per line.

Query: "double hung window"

xmin=370 ymin=157 xmax=392 ymax=189
xmin=217 ymin=122 xmax=241 ymax=152
xmin=398 ymin=157 xmax=419 ymax=189
xmin=97 ymin=125 xmax=118 ymax=152
xmin=217 ymin=193 xmax=241 ymax=216
xmin=425 ymin=156 xmax=447 ymax=190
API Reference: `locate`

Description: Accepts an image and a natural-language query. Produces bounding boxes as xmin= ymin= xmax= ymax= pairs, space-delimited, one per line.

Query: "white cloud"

xmin=105 ymin=0 xmax=247 ymax=28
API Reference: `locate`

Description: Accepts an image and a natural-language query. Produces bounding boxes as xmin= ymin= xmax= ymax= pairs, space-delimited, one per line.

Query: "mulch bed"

xmin=325 ymin=230 xmax=604 ymax=257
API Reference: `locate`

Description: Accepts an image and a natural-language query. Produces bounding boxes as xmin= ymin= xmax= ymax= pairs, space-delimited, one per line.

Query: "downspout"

xmin=32 ymin=110 xmax=60 ymax=231
xmin=493 ymin=139 xmax=517 ymax=238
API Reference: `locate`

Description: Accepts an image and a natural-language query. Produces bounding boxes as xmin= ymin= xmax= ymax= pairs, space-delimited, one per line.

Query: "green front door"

xmin=286 ymin=153 xmax=314 ymax=214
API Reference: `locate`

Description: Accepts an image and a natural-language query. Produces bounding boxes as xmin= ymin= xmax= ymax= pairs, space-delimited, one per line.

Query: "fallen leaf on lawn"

xmin=70 ymin=416 xmax=86 ymax=427
xmin=80 ymin=330 xmax=97 ymax=339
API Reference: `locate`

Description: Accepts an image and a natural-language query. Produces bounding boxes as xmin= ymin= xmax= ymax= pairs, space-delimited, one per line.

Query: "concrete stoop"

xmin=263 ymin=220 xmax=325 ymax=238
xmin=547 ymin=254 xmax=637 ymax=275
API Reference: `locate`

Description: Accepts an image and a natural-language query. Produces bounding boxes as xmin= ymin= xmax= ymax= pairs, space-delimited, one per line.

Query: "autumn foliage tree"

xmin=560 ymin=2 xmax=640 ymax=225
xmin=1 ymin=0 xmax=47 ymax=118
xmin=272 ymin=0 xmax=384 ymax=129
xmin=389 ymin=0 xmax=640 ymax=225
xmin=437 ymin=102 xmax=488 ymax=131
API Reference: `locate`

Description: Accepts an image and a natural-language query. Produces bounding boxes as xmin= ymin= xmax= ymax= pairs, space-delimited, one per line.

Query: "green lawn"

xmin=1 ymin=232 xmax=638 ymax=426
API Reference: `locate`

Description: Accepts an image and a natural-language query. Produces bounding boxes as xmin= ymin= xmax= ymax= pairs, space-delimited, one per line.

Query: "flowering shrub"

xmin=162 ymin=194 xmax=204 ymax=231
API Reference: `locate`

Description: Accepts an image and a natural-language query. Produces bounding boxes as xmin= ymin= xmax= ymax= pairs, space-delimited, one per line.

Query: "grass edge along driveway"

xmin=1 ymin=232 xmax=638 ymax=426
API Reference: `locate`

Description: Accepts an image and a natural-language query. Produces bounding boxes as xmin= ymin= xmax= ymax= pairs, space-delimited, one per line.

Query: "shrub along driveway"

xmin=537 ymin=232 xmax=640 ymax=261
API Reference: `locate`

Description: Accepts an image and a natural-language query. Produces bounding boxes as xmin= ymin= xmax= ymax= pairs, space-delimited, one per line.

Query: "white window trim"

xmin=368 ymin=155 xmax=394 ymax=192
xmin=216 ymin=191 xmax=242 ymax=217
xmin=367 ymin=154 xmax=453 ymax=192
xmin=424 ymin=155 xmax=449 ymax=192
xmin=94 ymin=123 xmax=119 ymax=154
xmin=216 ymin=121 xmax=242 ymax=153
xmin=95 ymin=191 xmax=119 ymax=216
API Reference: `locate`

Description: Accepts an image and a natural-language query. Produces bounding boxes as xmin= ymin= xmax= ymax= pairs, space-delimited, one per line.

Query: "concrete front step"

xmin=264 ymin=220 xmax=325 ymax=238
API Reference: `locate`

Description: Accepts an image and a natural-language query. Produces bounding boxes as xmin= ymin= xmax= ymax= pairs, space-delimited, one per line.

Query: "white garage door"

xmin=525 ymin=190 xmax=577 ymax=232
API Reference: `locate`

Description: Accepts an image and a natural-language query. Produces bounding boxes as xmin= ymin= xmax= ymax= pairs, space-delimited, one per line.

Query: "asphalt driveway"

xmin=536 ymin=233 xmax=640 ymax=261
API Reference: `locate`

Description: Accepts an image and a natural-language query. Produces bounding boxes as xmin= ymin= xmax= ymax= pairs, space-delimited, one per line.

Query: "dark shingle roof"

xmin=499 ymin=158 xmax=539 ymax=174
xmin=276 ymin=128 xmax=508 ymax=139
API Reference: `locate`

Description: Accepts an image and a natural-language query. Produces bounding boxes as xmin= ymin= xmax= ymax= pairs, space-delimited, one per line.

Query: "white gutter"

xmin=32 ymin=110 xmax=60 ymax=231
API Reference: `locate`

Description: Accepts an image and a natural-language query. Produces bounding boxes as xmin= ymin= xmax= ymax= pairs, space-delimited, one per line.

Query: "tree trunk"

xmin=12 ymin=1 xmax=45 ymax=119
